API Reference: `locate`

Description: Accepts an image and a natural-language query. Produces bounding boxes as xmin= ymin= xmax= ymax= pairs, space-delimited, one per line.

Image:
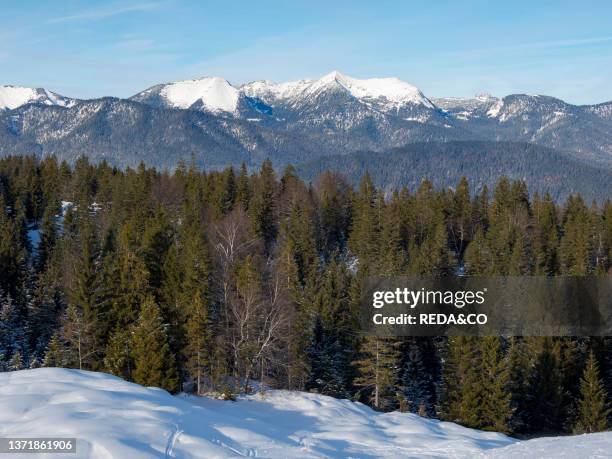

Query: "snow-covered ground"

xmin=0 ymin=369 xmax=609 ymax=458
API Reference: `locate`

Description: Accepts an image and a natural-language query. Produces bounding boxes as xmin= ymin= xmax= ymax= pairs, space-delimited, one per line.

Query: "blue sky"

xmin=2 ymin=0 xmax=611 ymax=104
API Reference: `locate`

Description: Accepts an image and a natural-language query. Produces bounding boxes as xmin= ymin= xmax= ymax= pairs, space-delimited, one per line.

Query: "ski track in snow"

xmin=164 ymin=424 xmax=182 ymax=458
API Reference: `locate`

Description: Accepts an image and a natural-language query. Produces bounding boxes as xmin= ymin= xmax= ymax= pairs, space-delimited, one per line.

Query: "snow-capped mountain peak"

xmin=158 ymin=76 xmax=240 ymax=113
xmin=240 ymin=79 xmax=313 ymax=103
xmin=241 ymin=71 xmax=433 ymax=106
xmin=0 ymin=85 xmax=75 ymax=110
xmin=305 ymin=70 xmax=434 ymax=108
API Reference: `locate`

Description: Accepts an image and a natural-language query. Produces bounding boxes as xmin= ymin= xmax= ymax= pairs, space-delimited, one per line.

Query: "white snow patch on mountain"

xmin=0 ymin=86 xmax=37 ymax=110
xmin=487 ymin=99 xmax=504 ymax=118
xmin=160 ymin=77 xmax=240 ymax=113
xmin=0 ymin=86 xmax=75 ymax=110
xmin=242 ymin=71 xmax=434 ymax=110
xmin=241 ymin=79 xmax=313 ymax=103
xmin=2 ymin=368 xmax=611 ymax=458
xmin=307 ymin=71 xmax=434 ymax=107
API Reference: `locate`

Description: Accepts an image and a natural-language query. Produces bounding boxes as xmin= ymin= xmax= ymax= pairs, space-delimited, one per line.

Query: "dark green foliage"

xmin=574 ymin=351 xmax=610 ymax=434
xmin=131 ymin=297 xmax=179 ymax=393
xmin=0 ymin=154 xmax=610 ymax=437
xmin=353 ymin=336 xmax=400 ymax=410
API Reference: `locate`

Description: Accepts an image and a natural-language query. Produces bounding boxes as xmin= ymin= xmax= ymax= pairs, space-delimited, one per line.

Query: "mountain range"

xmin=1 ymin=72 xmax=611 ymax=199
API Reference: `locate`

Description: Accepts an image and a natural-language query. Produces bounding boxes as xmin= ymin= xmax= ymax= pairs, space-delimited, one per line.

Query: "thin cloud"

xmin=47 ymin=1 xmax=165 ymax=24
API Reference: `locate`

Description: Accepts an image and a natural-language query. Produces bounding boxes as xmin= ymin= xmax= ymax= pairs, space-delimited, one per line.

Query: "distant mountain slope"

xmin=0 ymin=98 xmax=320 ymax=170
xmin=0 ymin=95 xmax=467 ymax=170
xmin=1 ymin=72 xmax=612 ymax=190
xmin=296 ymin=141 xmax=612 ymax=202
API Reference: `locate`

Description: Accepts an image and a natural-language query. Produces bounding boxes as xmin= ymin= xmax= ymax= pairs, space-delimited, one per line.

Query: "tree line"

xmin=0 ymin=155 xmax=611 ymax=436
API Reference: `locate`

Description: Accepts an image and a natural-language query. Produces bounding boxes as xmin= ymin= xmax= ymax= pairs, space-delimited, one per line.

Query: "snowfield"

xmin=0 ymin=369 xmax=609 ymax=458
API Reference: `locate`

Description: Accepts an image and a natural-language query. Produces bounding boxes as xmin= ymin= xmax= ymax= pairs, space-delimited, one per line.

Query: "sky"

xmin=1 ymin=0 xmax=611 ymax=104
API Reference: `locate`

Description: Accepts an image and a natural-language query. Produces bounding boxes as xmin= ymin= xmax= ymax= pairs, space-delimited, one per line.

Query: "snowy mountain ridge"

xmin=1 ymin=368 xmax=610 ymax=459
xmin=132 ymin=71 xmax=436 ymax=117
xmin=2 ymin=73 xmax=612 ymax=171
xmin=0 ymin=85 xmax=76 ymax=111
xmin=135 ymin=76 xmax=241 ymax=113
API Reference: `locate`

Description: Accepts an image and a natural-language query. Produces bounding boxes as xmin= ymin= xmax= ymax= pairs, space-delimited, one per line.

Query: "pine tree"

xmin=560 ymin=196 xmax=592 ymax=275
xmin=508 ymin=233 xmax=532 ymax=275
xmin=526 ymin=338 xmax=565 ymax=433
xmin=249 ymin=159 xmax=277 ymax=251
xmin=507 ymin=337 xmax=530 ymax=433
xmin=235 ymin=162 xmax=251 ymax=210
xmin=348 ymin=172 xmax=380 ymax=271
xmin=306 ymin=261 xmax=357 ymax=396
xmin=574 ymin=351 xmax=610 ymax=434
xmin=532 ymin=193 xmax=559 ymax=275
xmin=60 ymin=303 xmax=97 ymax=370
xmin=401 ymin=342 xmax=433 ymax=416
xmin=439 ymin=337 xmax=483 ymax=427
xmin=8 ymin=350 xmax=23 ymax=371
xmin=307 ymin=316 xmax=350 ymax=398
xmin=449 ymin=177 xmax=472 ymax=256
xmin=103 ymin=327 xmax=133 ymax=380
xmin=131 ymin=297 xmax=179 ymax=393
xmin=43 ymin=333 xmax=67 ymax=367
xmin=353 ymin=336 xmax=400 ymax=410
xmin=464 ymin=228 xmax=491 ymax=275
xmin=316 ymin=171 xmax=352 ymax=254
xmin=377 ymin=193 xmax=408 ymax=275
xmin=184 ymin=292 xmax=212 ymax=395
xmin=479 ymin=337 xmax=511 ymax=432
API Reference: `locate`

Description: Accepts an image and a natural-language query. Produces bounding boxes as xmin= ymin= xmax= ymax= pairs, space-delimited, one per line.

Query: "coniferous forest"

xmin=1 ymin=154 xmax=612 ymax=437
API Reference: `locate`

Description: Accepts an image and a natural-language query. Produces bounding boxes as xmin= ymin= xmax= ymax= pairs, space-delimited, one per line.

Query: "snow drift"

xmin=0 ymin=368 xmax=608 ymax=458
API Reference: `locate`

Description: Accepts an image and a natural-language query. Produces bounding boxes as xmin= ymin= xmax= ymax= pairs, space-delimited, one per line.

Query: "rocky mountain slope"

xmin=1 ymin=73 xmax=611 ymax=186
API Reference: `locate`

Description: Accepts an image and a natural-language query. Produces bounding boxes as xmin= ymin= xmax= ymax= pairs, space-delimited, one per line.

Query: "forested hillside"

xmin=1 ymin=155 xmax=612 ymax=437
xmin=297 ymin=141 xmax=612 ymax=203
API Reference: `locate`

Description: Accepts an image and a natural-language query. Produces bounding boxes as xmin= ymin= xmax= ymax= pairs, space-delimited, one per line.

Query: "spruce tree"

xmin=43 ymin=332 xmax=67 ymax=367
xmin=507 ymin=337 xmax=530 ymax=433
xmin=184 ymin=292 xmax=212 ymax=395
xmin=464 ymin=228 xmax=490 ymax=275
xmin=131 ymin=297 xmax=179 ymax=392
xmin=574 ymin=351 xmax=610 ymax=434
xmin=57 ymin=302 xmax=99 ymax=370
xmin=353 ymin=336 xmax=400 ymax=410
xmin=401 ymin=342 xmax=433 ymax=416
xmin=348 ymin=172 xmax=379 ymax=271
xmin=526 ymin=339 xmax=565 ymax=433
xmin=104 ymin=328 xmax=133 ymax=380
xmin=478 ymin=337 xmax=511 ymax=432
xmin=132 ymin=297 xmax=179 ymax=392
xmin=249 ymin=159 xmax=277 ymax=251
xmin=440 ymin=337 xmax=483 ymax=428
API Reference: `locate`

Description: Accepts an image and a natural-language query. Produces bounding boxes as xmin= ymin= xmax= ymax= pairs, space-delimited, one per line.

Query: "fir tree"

xmin=507 ymin=337 xmax=530 ymax=433
xmin=184 ymin=292 xmax=212 ymax=395
xmin=104 ymin=327 xmax=133 ymax=380
xmin=479 ymin=337 xmax=511 ymax=432
xmin=526 ymin=339 xmax=565 ymax=433
xmin=249 ymin=160 xmax=277 ymax=251
xmin=353 ymin=336 xmax=400 ymax=410
xmin=60 ymin=302 xmax=97 ymax=370
xmin=401 ymin=342 xmax=433 ymax=416
xmin=574 ymin=351 xmax=610 ymax=434
xmin=348 ymin=172 xmax=379 ymax=271
xmin=43 ymin=332 xmax=67 ymax=367
xmin=131 ymin=297 xmax=179 ymax=393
